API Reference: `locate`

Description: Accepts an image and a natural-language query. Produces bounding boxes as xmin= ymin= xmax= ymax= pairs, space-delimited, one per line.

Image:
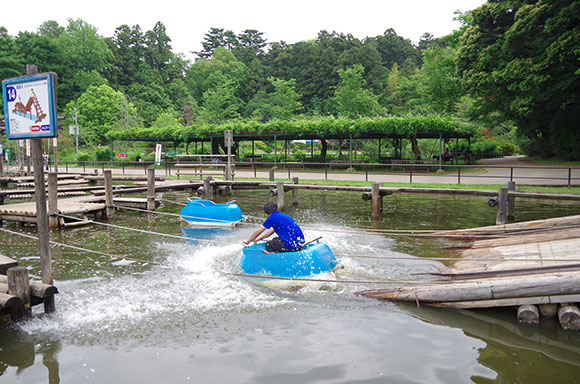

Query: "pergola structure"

xmin=110 ymin=129 xmax=473 ymax=168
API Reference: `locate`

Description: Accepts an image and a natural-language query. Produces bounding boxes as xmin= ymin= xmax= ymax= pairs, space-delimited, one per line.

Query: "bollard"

xmin=496 ymin=187 xmax=508 ymax=225
xmin=204 ymin=177 xmax=213 ymax=198
xmin=277 ymin=181 xmax=285 ymax=212
xmin=7 ymin=267 xmax=31 ymax=321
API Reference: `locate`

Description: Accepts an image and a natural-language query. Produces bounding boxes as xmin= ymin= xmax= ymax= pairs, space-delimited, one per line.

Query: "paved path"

xmin=4 ymin=157 xmax=579 ymax=186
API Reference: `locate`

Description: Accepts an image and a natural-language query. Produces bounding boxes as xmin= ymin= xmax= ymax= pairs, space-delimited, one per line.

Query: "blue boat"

xmin=240 ymin=241 xmax=337 ymax=278
xmin=180 ymin=199 xmax=245 ymax=228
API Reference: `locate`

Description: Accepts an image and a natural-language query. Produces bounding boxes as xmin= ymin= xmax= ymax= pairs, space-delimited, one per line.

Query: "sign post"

xmin=2 ymin=65 xmax=57 ymax=301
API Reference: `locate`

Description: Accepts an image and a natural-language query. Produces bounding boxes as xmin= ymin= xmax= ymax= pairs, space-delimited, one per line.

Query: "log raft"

xmin=357 ymin=214 xmax=580 ymax=330
xmin=0 ymin=258 xmax=58 ymax=321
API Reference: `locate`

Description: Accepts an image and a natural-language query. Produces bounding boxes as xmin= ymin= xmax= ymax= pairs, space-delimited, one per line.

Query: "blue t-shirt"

xmin=262 ymin=211 xmax=305 ymax=249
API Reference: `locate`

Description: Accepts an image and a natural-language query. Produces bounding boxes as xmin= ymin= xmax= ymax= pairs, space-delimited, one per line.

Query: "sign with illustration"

xmin=2 ymin=72 xmax=58 ymax=139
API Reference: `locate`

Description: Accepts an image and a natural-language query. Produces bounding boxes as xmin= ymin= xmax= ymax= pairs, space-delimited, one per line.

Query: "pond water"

xmin=1 ymin=189 xmax=580 ymax=383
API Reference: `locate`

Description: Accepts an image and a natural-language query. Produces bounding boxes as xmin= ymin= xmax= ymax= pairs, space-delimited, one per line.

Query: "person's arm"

xmin=255 ymin=227 xmax=275 ymax=242
xmin=243 ymin=226 xmax=266 ymax=245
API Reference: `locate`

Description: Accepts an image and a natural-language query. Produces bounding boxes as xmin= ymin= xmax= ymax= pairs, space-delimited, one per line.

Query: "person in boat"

xmin=243 ymin=202 xmax=305 ymax=252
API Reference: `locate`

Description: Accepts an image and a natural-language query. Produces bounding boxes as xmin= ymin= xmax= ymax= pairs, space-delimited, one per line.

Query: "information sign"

xmin=2 ymin=72 xmax=58 ymax=139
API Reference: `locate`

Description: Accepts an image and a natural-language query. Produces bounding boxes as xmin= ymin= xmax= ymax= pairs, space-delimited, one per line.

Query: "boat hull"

xmin=241 ymin=242 xmax=336 ymax=278
xmin=180 ymin=200 xmax=244 ymax=228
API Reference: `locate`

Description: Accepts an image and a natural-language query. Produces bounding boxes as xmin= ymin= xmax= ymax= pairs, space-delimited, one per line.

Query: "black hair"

xmin=263 ymin=202 xmax=278 ymax=214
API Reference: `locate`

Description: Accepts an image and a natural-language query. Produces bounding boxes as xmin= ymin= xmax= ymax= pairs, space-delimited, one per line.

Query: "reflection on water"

xmin=1 ymin=190 xmax=580 ymax=383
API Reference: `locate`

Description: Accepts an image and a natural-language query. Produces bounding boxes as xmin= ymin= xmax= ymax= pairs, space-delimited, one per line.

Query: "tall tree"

xmin=328 ymin=64 xmax=383 ymax=118
xmin=457 ymin=0 xmax=580 ymax=158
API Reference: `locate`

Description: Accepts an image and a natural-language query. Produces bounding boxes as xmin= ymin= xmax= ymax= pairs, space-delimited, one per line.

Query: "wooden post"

xmin=292 ymin=177 xmax=299 ymax=206
xmin=104 ymin=170 xmax=115 ymax=219
xmin=371 ymin=183 xmax=382 ymax=219
xmin=558 ymin=304 xmax=580 ymax=331
xmin=517 ymin=304 xmax=539 ymax=325
xmin=7 ymin=266 xmax=31 ymax=320
xmin=507 ymin=181 xmax=516 ymax=221
xmin=52 ymin=138 xmax=58 ymax=175
xmin=269 ymin=168 xmax=275 ymax=181
xmin=32 ymin=139 xmax=52 ymax=285
xmin=147 ymin=168 xmax=155 ymax=211
xmin=47 ymin=172 xmax=58 ymax=230
xmin=204 ymin=176 xmax=213 ymax=198
xmin=0 ymin=153 xmax=4 ymax=177
xmin=277 ymin=181 xmax=285 ymax=212
xmin=496 ymin=187 xmax=508 ymax=225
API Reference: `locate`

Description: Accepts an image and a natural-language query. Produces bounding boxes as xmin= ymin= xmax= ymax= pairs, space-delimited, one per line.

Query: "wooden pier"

xmin=0 ymin=256 xmax=57 ymax=321
xmin=357 ymin=215 xmax=580 ymax=330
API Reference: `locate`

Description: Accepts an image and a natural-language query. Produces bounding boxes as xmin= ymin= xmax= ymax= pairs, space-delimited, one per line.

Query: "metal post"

xmin=569 ymin=168 xmax=572 ymax=188
xmin=292 ymin=177 xmax=299 ymax=206
xmin=458 ymin=167 xmax=461 ymax=184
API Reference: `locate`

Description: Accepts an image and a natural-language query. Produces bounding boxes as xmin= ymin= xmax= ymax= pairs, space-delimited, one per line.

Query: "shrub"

xmin=95 ymin=147 xmax=113 ymax=162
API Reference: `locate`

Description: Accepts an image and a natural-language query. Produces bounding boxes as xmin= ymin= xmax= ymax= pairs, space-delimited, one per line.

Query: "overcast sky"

xmin=2 ymin=0 xmax=486 ymax=59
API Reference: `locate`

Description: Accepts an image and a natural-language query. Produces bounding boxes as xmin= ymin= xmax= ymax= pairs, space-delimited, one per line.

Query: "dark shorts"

xmin=265 ymin=237 xmax=302 ymax=253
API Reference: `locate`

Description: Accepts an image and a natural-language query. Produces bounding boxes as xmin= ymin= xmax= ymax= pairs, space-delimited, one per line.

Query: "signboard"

xmin=0 ymin=144 xmax=3 ymax=155
xmin=154 ymin=144 xmax=162 ymax=165
xmin=69 ymin=125 xmax=78 ymax=135
xmin=2 ymin=72 xmax=58 ymax=139
xmin=224 ymin=129 xmax=233 ymax=147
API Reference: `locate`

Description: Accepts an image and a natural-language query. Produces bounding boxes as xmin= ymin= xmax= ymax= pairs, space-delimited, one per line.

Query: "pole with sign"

xmin=154 ymin=143 xmax=162 ymax=166
xmin=2 ymin=65 xmax=57 ymax=304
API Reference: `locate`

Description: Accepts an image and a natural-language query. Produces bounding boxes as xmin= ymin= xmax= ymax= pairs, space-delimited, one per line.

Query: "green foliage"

xmin=470 ymin=137 xmax=517 ymax=157
xmin=95 ymin=147 xmax=113 ymax=161
xmin=457 ymin=0 xmax=580 ymax=158
xmin=328 ymin=65 xmax=384 ymax=118
xmin=67 ymin=84 xmax=139 ymax=145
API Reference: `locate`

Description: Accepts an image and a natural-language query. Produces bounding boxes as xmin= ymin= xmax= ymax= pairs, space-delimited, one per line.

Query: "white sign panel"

xmin=2 ymin=72 xmax=58 ymax=139
xmin=155 ymin=144 xmax=162 ymax=165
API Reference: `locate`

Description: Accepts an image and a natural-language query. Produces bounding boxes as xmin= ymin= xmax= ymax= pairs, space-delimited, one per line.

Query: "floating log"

xmin=0 ymin=292 xmax=22 ymax=311
xmin=558 ymin=305 xmax=580 ymax=331
xmin=0 ymin=274 xmax=57 ymax=298
xmin=357 ymin=272 xmax=580 ymax=303
xmin=434 ymin=294 xmax=580 ymax=309
xmin=517 ymin=304 xmax=540 ymax=325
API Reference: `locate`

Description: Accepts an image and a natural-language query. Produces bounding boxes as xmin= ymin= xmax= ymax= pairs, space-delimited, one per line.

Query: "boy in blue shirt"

xmin=243 ymin=202 xmax=305 ymax=252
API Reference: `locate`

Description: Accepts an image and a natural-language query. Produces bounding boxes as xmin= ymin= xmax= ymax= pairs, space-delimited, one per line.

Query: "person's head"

xmin=263 ymin=202 xmax=278 ymax=215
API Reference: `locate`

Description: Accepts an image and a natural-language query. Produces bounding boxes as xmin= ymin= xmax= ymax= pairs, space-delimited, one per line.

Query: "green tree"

xmin=328 ymin=64 xmax=383 ymax=118
xmin=246 ymin=77 xmax=303 ymax=121
xmin=66 ymin=84 xmax=138 ymax=146
xmin=186 ymin=47 xmax=247 ymax=102
xmin=198 ymin=80 xmax=241 ymax=124
xmin=457 ymin=0 xmax=580 ymax=158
